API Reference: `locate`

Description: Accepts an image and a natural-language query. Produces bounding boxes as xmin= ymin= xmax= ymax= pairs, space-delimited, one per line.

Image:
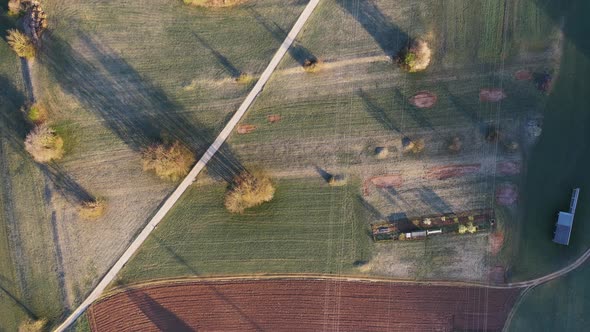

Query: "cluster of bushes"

xmin=458 ymin=222 xmax=477 ymax=234
xmin=141 ymin=141 xmax=195 ymax=181
xmin=5 ymin=1 xmax=47 ymax=59
xmin=225 ymin=171 xmax=275 ymax=214
xmin=397 ymin=39 xmax=432 ymax=73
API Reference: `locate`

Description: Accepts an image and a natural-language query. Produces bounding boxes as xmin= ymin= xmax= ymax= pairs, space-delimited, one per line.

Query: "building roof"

xmin=553 ymin=212 xmax=574 ymax=245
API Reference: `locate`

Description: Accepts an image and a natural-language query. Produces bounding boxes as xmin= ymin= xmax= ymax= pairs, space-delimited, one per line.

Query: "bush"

xmin=24 ymin=124 xmax=64 ymax=163
xmin=141 ymin=141 xmax=195 ymax=181
xmin=6 ymin=29 xmax=36 ymax=59
xmin=398 ymin=39 xmax=431 ymax=73
xmin=328 ymin=174 xmax=347 ymax=187
xmin=458 ymin=222 xmax=477 ymax=234
xmin=19 ymin=319 xmax=47 ymax=332
xmin=79 ymin=199 xmax=107 ymax=220
xmin=26 ymin=103 xmax=48 ymax=124
xmin=225 ymin=171 xmax=275 ymax=214
xmin=8 ymin=0 xmax=23 ymax=16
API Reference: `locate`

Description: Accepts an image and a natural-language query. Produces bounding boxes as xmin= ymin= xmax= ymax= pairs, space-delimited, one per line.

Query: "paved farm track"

xmin=87 ymin=278 xmax=520 ymax=332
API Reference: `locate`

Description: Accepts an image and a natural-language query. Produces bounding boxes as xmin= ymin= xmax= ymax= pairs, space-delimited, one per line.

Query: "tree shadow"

xmin=192 ymin=32 xmax=241 ymax=78
xmin=39 ymin=163 xmax=94 ymax=204
xmin=126 ymin=290 xmax=194 ymax=332
xmin=392 ymin=88 xmax=434 ymax=131
xmin=314 ymin=165 xmax=332 ymax=182
xmin=356 ymin=195 xmax=385 ymax=220
xmin=440 ymin=83 xmax=480 ymax=125
xmin=246 ymin=6 xmax=316 ymax=66
xmin=336 ymin=0 xmax=409 ymax=56
xmin=39 ymin=31 xmax=245 ymax=183
xmin=357 ymin=88 xmax=400 ymax=133
xmin=417 ymin=187 xmax=454 ymax=214
xmin=150 ymin=235 xmax=262 ymax=330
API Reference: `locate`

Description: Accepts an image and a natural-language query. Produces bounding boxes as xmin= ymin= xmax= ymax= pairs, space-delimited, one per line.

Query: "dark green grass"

xmin=510 ymin=0 xmax=590 ymax=281
xmin=508 ymin=263 xmax=590 ymax=332
xmin=117 ymin=178 xmax=372 ymax=285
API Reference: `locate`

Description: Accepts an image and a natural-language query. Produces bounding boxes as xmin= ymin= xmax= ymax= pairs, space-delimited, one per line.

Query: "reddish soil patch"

xmin=497 ymin=162 xmax=520 ymax=175
xmin=409 ymin=91 xmax=438 ymax=108
xmin=489 ymin=232 xmax=505 ymax=255
xmin=267 ymin=114 xmax=282 ymax=123
xmin=88 ymin=279 xmax=520 ymax=332
xmin=363 ymin=174 xmax=403 ymax=196
xmin=480 ymin=89 xmax=507 ymax=102
xmin=425 ymin=164 xmax=481 ymax=180
xmin=237 ymin=124 xmax=256 ymax=134
xmin=514 ymin=70 xmax=532 ymax=81
xmin=496 ymin=185 xmax=518 ymax=206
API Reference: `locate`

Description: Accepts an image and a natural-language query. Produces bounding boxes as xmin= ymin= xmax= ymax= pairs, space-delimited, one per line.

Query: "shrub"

xmin=79 ymin=199 xmax=107 ymax=219
xmin=26 ymin=103 xmax=48 ymax=124
xmin=458 ymin=224 xmax=467 ymax=234
xmin=8 ymin=0 xmax=23 ymax=16
xmin=328 ymin=174 xmax=347 ymax=187
xmin=6 ymin=29 xmax=36 ymax=59
xmin=398 ymin=39 xmax=431 ymax=72
xmin=141 ymin=141 xmax=195 ymax=181
xmin=302 ymin=58 xmax=321 ymax=73
xmin=225 ymin=171 xmax=275 ymax=214
xmin=19 ymin=318 xmax=47 ymax=332
xmin=448 ymin=136 xmax=462 ymax=153
xmin=235 ymin=73 xmax=254 ymax=84
xmin=398 ymin=233 xmax=406 ymax=240
xmin=24 ymin=124 xmax=64 ymax=163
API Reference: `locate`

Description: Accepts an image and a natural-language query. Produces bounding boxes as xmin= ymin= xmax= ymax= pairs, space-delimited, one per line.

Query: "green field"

xmin=1 ymin=0 xmax=307 ymax=329
xmin=116 ymin=0 xmax=561 ymax=287
xmin=0 ymin=11 xmax=63 ymax=331
xmin=508 ymin=263 xmax=590 ymax=332
xmin=504 ymin=0 xmax=590 ymax=281
xmin=117 ymin=178 xmax=371 ymax=283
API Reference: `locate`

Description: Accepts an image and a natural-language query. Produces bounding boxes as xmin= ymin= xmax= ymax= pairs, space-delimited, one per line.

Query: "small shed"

xmin=553 ymin=212 xmax=574 ymax=245
xmin=553 ymin=188 xmax=580 ymax=246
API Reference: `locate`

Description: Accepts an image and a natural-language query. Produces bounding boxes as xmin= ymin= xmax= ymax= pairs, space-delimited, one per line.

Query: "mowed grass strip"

xmin=0 ymin=16 xmax=62 ymax=330
xmin=117 ymin=178 xmax=372 ymax=284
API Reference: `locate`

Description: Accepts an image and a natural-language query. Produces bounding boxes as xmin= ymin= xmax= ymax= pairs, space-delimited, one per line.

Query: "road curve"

xmin=52 ymin=1 xmax=322 ymax=331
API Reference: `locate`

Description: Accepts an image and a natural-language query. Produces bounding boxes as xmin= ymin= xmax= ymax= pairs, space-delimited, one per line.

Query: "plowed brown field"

xmin=88 ymin=279 xmax=520 ymax=332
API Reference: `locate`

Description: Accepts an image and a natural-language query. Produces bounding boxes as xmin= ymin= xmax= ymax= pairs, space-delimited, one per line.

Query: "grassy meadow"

xmin=1 ymin=0 xmax=307 ymax=329
xmin=0 ymin=11 xmax=63 ymax=331
xmin=117 ymin=178 xmax=371 ymax=284
xmin=117 ymin=0 xmax=562 ymax=287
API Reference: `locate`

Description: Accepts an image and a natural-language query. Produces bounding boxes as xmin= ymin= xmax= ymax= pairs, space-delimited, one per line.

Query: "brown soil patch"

xmin=514 ymin=70 xmax=532 ymax=81
xmin=188 ymin=0 xmax=247 ymax=7
xmin=88 ymin=279 xmax=520 ymax=332
xmin=489 ymin=233 xmax=505 ymax=255
xmin=363 ymin=174 xmax=402 ymax=196
xmin=497 ymin=162 xmax=520 ymax=175
xmin=237 ymin=124 xmax=256 ymax=134
xmin=480 ymin=89 xmax=507 ymax=102
xmin=267 ymin=114 xmax=282 ymax=123
xmin=496 ymin=185 xmax=518 ymax=206
xmin=425 ymin=164 xmax=481 ymax=180
xmin=370 ymin=174 xmax=403 ymax=188
xmin=409 ymin=91 xmax=437 ymax=108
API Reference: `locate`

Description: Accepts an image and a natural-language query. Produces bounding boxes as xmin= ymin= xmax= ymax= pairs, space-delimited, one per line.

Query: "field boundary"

xmin=98 ymin=245 xmax=590 ymax=301
xmin=52 ymin=1 xmax=322 ymax=331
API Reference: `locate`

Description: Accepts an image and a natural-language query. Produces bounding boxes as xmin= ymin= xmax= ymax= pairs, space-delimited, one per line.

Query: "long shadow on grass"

xmin=336 ymin=0 xmax=409 ymax=56
xmin=417 ymin=187 xmax=454 ymax=214
xmin=150 ymin=235 xmax=263 ymax=330
xmin=193 ymin=32 xmax=242 ymax=78
xmin=0 ymin=76 xmax=98 ymax=204
xmin=40 ymin=32 xmax=244 ymax=182
xmin=126 ymin=290 xmax=194 ymax=332
xmin=247 ymin=7 xmax=317 ymax=66
xmin=357 ymin=88 xmax=400 ymax=133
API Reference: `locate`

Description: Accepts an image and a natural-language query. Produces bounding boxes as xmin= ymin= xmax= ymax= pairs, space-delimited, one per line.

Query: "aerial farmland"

xmin=1 ymin=0 xmax=589 ymax=331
